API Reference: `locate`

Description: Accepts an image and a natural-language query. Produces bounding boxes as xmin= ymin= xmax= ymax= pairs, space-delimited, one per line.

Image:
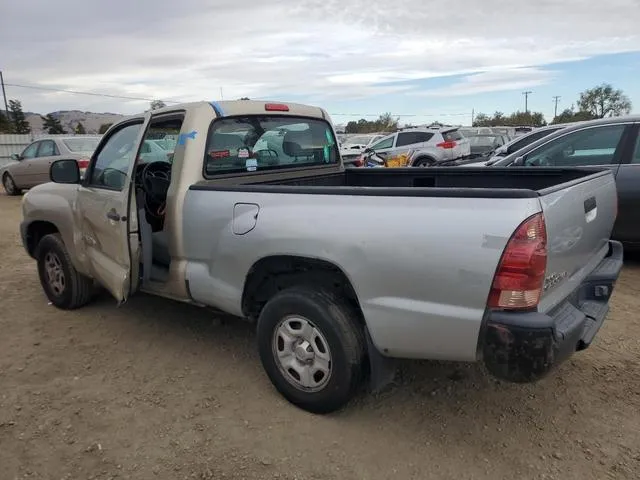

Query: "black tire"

xmin=413 ymin=157 xmax=436 ymax=167
xmin=257 ymin=286 xmax=366 ymax=414
xmin=35 ymin=233 xmax=94 ymax=310
xmin=2 ymin=173 xmax=21 ymax=196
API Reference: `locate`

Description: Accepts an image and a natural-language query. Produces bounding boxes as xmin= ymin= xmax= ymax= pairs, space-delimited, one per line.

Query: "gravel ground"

xmin=0 ymin=192 xmax=639 ymax=480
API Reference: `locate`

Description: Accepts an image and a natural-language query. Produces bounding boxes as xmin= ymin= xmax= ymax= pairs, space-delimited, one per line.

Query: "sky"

xmin=1 ymin=0 xmax=639 ymax=126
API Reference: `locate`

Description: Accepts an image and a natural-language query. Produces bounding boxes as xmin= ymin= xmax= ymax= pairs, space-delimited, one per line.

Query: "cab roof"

xmin=149 ymin=100 xmax=329 ymax=120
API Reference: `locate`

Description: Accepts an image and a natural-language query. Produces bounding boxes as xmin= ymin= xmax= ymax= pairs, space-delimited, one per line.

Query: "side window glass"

xmin=632 ymin=131 xmax=640 ymax=164
xmin=89 ymin=123 xmax=143 ymax=190
xmin=38 ymin=140 xmax=56 ymax=157
xmin=22 ymin=142 xmax=39 ymax=159
xmin=140 ymin=116 xmax=182 ymax=164
xmin=396 ymin=132 xmax=415 ymax=147
xmin=371 ymin=135 xmax=394 ymax=150
xmin=524 ymin=125 xmax=626 ymax=167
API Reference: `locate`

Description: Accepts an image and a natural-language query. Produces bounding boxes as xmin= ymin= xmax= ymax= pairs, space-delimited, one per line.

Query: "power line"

xmin=4 ymin=81 xmax=471 ymax=118
xmin=4 ymin=82 xmax=182 ymax=104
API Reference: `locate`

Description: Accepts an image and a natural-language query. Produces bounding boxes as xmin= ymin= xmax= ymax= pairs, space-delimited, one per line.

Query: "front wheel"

xmin=2 ymin=173 xmax=21 ymax=196
xmin=257 ymin=286 xmax=366 ymax=414
xmin=35 ymin=234 xmax=94 ymax=309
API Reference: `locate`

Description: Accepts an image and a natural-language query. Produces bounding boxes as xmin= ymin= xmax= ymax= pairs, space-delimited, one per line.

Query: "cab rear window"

xmin=203 ymin=116 xmax=339 ymax=176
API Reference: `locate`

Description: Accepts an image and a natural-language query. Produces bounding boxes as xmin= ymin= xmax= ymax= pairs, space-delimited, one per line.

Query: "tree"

xmin=150 ymin=100 xmax=166 ymax=110
xmin=473 ymin=110 xmax=546 ymax=127
xmin=74 ymin=122 xmax=87 ymax=134
xmin=552 ymin=105 xmax=596 ymax=124
xmin=577 ymin=83 xmax=632 ymax=119
xmin=41 ymin=113 xmax=66 ymax=134
xmin=98 ymin=123 xmax=113 ymax=134
xmin=8 ymin=100 xmax=31 ymax=134
xmin=472 ymin=113 xmax=491 ymax=127
xmin=239 ymin=97 xmax=250 ymax=100
xmin=0 ymin=110 xmax=11 ymax=133
xmin=344 ymin=113 xmax=399 ymax=133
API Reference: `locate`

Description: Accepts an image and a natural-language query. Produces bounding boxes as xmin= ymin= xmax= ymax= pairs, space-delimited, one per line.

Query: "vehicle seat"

xmin=152 ymin=231 xmax=171 ymax=267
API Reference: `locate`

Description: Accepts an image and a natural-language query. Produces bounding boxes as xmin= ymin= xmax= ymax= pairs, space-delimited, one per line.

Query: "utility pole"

xmin=522 ymin=91 xmax=532 ymax=113
xmin=0 ymin=70 xmax=9 ymax=116
xmin=471 ymin=108 xmax=475 ymax=126
xmin=220 ymin=87 xmax=224 ymax=100
xmin=552 ymin=96 xmax=561 ymax=119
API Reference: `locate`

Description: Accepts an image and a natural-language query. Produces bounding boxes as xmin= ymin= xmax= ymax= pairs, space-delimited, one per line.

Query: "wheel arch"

xmin=241 ymin=255 xmax=364 ymax=323
xmin=24 ymin=220 xmax=60 ymax=258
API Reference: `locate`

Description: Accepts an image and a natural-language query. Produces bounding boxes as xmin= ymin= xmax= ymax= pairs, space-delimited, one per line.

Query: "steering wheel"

xmin=142 ymin=161 xmax=172 ymax=204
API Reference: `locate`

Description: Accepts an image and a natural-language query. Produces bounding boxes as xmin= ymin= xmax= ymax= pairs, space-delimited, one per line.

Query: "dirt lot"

xmin=0 ymin=193 xmax=639 ymax=480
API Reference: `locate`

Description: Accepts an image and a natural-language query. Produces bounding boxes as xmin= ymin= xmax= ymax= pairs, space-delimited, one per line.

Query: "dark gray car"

xmin=490 ymin=116 xmax=640 ymax=248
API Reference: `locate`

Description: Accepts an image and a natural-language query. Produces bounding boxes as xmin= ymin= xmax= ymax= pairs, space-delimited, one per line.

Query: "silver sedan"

xmin=1 ymin=136 xmax=100 ymax=195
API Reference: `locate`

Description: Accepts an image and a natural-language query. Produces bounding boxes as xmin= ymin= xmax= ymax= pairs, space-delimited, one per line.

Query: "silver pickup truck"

xmin=19 ymin=100 xmax=623 ymax=413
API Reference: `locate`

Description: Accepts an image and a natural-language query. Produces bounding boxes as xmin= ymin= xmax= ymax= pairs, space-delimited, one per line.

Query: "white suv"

xmin=360 ymin=127 xmax=471 ymax=167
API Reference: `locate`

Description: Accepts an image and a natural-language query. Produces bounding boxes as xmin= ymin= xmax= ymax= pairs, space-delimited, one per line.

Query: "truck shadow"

xmin=81 ymin=288 xmax=614 ymax=465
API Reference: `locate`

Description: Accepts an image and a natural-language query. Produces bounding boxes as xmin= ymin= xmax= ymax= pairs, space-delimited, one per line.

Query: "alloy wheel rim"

xmin=44 ymin=252 xmax=65 ymax=296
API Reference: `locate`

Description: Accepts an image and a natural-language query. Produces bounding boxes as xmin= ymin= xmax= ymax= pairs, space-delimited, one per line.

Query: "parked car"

xmin=363 ymin=127 xmax=470 ymax=167
xmin=340 ymin=134 xmax=385 ymax=167
xmin=490 ymin=116 xmax=640 ymax=249
xmin=20 ymin=100 xmax=622 ymax=414
xmin=467 ymin=133 xmax=510 ymax=159
xmin=480 ymin=124 xmax=576 ymax=166
xmin=1 ymin=136 xmax=100 ymax=195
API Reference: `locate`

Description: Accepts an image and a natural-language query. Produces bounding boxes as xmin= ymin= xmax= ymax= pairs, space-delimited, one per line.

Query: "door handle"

xmin=106 ymin=209 xmax=126 ymax=221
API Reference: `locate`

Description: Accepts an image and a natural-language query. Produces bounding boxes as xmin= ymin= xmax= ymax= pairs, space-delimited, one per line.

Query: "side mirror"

xmin=512 ymin=156 xmax=525 ymax=166
xmin=10 ymin=153 xmax=21 ymax=161
xmin=50 ymin=159 xmax=81 ymax=184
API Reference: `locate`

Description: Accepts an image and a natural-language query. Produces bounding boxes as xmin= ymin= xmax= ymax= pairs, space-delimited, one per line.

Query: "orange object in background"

xmin=384 ymin=153 xmax=411 ymax=168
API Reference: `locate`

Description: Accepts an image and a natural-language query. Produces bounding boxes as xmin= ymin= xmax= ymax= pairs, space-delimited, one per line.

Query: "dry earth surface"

xmin=0 ymin=192 xmax=639 ymax=480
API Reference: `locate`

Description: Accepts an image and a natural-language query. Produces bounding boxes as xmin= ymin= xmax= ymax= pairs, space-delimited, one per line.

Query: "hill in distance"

xmin=26 ymin=110 xmax=126 ymax=135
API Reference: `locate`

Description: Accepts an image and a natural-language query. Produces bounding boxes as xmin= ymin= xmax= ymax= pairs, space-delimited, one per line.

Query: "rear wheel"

xmin=36 ymin=234 xmax=94 ymax=310
xmin=2 ymin=173 xmax=21 ymax=196
xmin=257 ymin=286 xmax=366 ymax=414
xmin=414 ymin=157 xmax=435 ymax=167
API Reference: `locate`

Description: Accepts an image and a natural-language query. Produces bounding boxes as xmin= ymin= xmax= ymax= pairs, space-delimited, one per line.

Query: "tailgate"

xmin=538 ymin=170 xmax=618 ymax=313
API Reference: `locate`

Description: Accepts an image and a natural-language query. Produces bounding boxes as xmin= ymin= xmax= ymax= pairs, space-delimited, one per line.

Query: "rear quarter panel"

xmin=182 ymin=189 xmax=541 ymax=361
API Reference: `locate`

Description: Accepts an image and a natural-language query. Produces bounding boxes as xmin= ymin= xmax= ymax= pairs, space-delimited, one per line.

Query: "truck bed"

xmin=190 ymin=167 xmax=608 ymax=198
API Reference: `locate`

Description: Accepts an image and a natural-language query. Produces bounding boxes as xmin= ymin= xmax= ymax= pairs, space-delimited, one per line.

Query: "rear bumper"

xmin=482 ymin=240 xmax=623 ymax=383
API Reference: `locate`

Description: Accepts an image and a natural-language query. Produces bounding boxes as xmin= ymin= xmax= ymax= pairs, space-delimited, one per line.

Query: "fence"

xmin=0 ymin=134 xmax=102 ymax=167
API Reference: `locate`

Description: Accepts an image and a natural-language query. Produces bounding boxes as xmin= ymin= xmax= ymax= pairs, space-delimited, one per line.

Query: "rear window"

xmin=204 ymin=116 xmax=338 ymax=176
xmin=442 ymin=130 xmax=463 ymax=141
xmin=396 ymin=131 xmax=434 ymax=147
xmin=62 ymin=137 xmax=100 ymax=153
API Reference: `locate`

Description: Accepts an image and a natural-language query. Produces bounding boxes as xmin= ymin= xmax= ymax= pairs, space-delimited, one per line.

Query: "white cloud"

xmin=0 ymin=0 xmax=639 ymax=113
xmin=417 ymin=67 xmax=557 ymax=97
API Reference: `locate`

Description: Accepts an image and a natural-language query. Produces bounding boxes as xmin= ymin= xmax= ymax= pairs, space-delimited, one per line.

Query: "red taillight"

xmin=436 ymin=141 xmax=457 ymax=149
xmin=265 ymin=103 xmax=289 ymax=111
xmin=77 ymin=158 xmax=90 ymax=169
xmin=488 ymin=213 xmax=547 ymax=310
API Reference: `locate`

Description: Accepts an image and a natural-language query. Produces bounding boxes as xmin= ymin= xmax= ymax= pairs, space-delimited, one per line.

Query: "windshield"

xmin=204 ymin=116 xmax=339 ymax=176
xmin=62 ymin=137 xmax=100 ymax=153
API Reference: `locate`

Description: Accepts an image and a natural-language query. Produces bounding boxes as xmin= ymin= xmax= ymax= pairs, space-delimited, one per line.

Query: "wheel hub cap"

xmin=272 ymin=316 xmax=332 ymax=392
xmin=44 ymin=252 xmax=65 ymax=296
